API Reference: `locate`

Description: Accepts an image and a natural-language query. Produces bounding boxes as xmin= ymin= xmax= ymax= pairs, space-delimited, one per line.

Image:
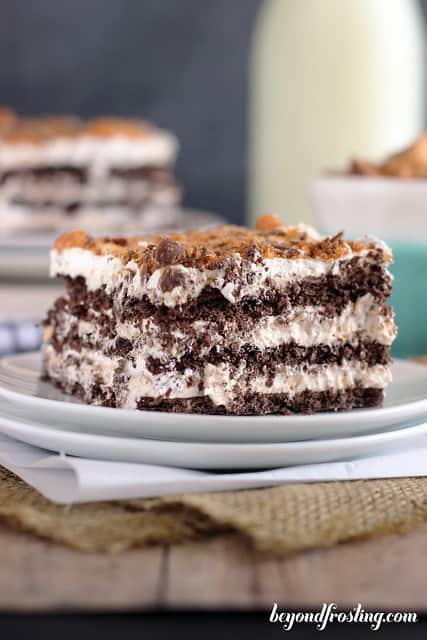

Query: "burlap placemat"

xmin=1 ymin=466 xmax=427 ymax=554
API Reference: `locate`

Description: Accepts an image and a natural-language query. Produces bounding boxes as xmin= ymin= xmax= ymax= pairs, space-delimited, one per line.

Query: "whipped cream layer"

xmin=43 ymin=343 xmax=391 ymax=410
xmin=0 ymin=202 xmax=181 ymax=234
xmin=49 ymin=294 xmax=395 ymax=366
xmin=50 ymin=243 xmax=391 ymax=308
xmin=0 ymin=131 xmax=178 ymax=173
xmin=0 ymin=173 xmax=180 ymax=206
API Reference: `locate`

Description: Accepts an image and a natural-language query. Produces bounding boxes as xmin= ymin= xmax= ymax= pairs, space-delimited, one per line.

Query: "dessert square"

xmin=42 ymin=214 xmax=396 ymax=415
xmin=0 ymin=108 xmax=180 ymax=233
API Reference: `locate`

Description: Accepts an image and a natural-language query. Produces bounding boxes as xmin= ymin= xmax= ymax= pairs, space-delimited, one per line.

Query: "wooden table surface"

xmin=1 ymin=520 xmax=426 ymax=612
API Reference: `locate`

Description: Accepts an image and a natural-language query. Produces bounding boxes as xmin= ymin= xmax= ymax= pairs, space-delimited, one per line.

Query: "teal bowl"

xmin=311 ymin=176 xmax=427 ymax=359
xmin=389 ymin=242 xmax=427 ymax=358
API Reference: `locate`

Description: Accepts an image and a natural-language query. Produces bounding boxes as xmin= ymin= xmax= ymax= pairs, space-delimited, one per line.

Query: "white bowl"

xmin=311 ymin=175 xmax=427 ymax=240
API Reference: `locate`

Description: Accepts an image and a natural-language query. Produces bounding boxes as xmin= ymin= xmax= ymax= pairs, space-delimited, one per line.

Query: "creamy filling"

xmin=43 ymin=343 xmax=392 ymax=409
xmin=0 ymin=175 xmax=180 ymax=205
xmin=201 ymin=361 xmax=391 ymax=408
xmin=186 ymin=295 xmax=396 ymax=349
xmin=49 ymin=294 xmax=395 ymax=365
xmin=50 ymin=245 xmax=391 ymax=308
xmin=0 ymin=132 xmax=178 ymax=173
xmin=0 ymin=203 xmax=183 ymax=234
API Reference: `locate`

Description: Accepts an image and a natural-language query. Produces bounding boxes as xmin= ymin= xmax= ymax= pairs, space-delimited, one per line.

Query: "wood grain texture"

xmin=1 ymin=521 xmax=427 ymax=612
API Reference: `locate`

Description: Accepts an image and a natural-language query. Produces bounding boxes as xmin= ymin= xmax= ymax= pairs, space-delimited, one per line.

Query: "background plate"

xmin=0 ymin=208 xmax=224 ymax=281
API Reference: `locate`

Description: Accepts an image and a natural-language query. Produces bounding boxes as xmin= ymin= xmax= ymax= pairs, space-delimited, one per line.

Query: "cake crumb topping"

xmin=0 ymin=107 xmax=160 ymax=144
xmin=53 ymin=215 xmax=387 ymax=273
xmin=350 ymin=132 xmax=427 ymax=179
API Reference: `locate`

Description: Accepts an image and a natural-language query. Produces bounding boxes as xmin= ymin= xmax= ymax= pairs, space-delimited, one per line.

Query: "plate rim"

xmin=1 ymin=351 xmax=427 ymax=427
xmin=0 ymin=405 xmax=426 ymax=452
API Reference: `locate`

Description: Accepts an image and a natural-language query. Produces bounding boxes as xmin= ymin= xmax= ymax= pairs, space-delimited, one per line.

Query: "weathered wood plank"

xmin=1 ymin=521 xmax=427 ymax=611
xmin=165 ymin=536 xmax=258 ymax=608
xmin=165 ymin=526 xmax=427 ymax=610
xmin=274 ymin=524 xmax=427 ymax=610
xmin=0 ymin=523 xmax=164 ymax=611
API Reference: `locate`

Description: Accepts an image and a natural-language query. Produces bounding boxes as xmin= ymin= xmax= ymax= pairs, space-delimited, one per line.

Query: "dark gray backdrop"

xmin=2 ymin=0 xmax=427 ymax=224
xmin=0 ymin=0 xmax=261 ymax=224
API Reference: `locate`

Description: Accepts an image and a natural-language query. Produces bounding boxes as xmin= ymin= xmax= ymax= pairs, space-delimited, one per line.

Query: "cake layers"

xmin=0 ymin=109 xmax=181 ymax=233
xmin=42 ymin=220 xmax=396 ymax=415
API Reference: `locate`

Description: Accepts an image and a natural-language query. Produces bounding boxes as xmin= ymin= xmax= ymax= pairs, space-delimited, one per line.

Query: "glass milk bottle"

xmin=248 ymin=0 xmax=426 ymax=225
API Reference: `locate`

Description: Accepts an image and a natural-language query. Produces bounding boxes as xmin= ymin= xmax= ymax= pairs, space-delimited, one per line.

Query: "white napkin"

xmin=1 ymin=432 xmax=427 ymax=504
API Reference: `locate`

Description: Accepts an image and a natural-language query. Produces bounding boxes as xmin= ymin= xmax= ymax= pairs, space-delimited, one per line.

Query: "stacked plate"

xmin=0 ymin=352 xmax=426 ymax=470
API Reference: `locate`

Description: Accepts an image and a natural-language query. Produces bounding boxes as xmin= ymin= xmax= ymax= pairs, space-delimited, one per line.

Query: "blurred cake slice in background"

xmin=0 ymin=108 xmax=182 ymax=234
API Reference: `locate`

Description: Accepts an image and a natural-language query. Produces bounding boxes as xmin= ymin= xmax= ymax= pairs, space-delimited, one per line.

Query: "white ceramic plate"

xmin=0 ymin=400 xmax=425 ymax=469
xmin=0 ymin=352 xmax=427 ymax=444
xmin=0 ymin=250 xmax=49 ymax=280
xmin=311 ymin=175 xmax=427 ymax=240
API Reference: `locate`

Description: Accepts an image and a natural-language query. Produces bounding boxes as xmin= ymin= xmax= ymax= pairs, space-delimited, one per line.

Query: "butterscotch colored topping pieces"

xmin=54 ymin=230 xmax=95 ymax=251
xmin=350 ymin=132 xmax=427 ymax=179
xmin=255 ymin=213 xmax=284 ymax=231
xmin=53 ymin=215 xmax=383 ymax=271
xmin=0 ymin=107 xmax=16 ymax=133
xmin=84 ymin=118 xmax=152 ymax=139
xmin=2 ymin=116 xmax=81 ymax=143
xmin=0 ymin=108 xmax=157 ymax=144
